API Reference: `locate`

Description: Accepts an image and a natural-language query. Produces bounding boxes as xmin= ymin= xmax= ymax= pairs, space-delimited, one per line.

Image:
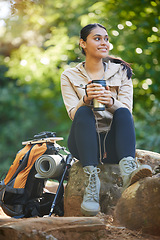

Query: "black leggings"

xmin=68 ymin=106 xmax=136 ymax=167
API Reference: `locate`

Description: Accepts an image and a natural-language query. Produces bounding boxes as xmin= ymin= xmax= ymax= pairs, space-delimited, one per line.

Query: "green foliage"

xmin=135 ymin=100 xmax=160 ymax=152
xmin=0 ymin=0 xmax=160 ymax=173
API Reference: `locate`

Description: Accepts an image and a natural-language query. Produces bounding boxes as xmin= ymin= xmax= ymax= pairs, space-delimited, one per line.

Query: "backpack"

xmin=0 ymin=139 xmax=65 ymax=218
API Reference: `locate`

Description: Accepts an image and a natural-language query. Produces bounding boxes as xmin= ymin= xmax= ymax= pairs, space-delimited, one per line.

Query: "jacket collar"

xmin=76 ymin=61 xmax=121 ymax=80
xmin=105 ymin=60 xmax=121 ymax=79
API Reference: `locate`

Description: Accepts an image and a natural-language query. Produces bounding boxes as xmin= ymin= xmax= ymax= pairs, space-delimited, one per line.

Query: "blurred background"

xmin=0 ymin=0 xmax=160 ymax=175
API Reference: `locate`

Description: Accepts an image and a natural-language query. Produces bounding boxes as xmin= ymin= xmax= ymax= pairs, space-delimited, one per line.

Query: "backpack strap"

xmin=4 ymin=144 xmax=32 ymax=185
xmin=5 ymin=145 xmax=35 ymax=186
xmin=14 ymin=143 xmax=47 ymax=189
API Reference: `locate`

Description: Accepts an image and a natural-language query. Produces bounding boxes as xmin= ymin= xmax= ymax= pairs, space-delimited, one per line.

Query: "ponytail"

xmin=103 ymin=56 xmax=133 ymax=79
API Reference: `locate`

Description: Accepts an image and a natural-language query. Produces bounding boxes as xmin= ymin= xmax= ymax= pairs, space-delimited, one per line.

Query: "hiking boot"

xmin=119 ymin=156 xmax=152 ymax=190
xmin=81 ymin=166 xmax=100 ymax=216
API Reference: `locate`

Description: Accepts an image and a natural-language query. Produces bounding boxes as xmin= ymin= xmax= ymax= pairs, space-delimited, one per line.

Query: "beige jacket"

xmin=61 ymin=61 xmax=133 ymax=133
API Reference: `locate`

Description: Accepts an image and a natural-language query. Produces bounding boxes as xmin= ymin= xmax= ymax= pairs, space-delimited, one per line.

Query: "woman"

xmin=61 ymin=23 xmax=152 ymax=216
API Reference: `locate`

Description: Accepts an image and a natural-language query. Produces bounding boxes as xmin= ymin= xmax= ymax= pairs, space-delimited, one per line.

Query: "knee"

xmin=74 ymin=106 xmax=95 ymax=126
xmin=114 ymin=108 xmax=132 ymax=121
xmin=74 ymin=106 xmax=95 ymax=124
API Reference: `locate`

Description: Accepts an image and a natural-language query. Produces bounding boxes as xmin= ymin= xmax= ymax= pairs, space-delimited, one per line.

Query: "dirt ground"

xmin=0 ymin=207 xmax=159 ymax=240
xmin=97 ymin=212 xmax=160 ymax=240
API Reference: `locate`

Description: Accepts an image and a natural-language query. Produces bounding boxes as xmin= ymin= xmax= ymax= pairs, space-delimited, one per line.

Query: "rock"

xmin=64 ymin=161 xmax=122 ymax=217
xmin=114 ymin=174 xmax=160 ymax=236
xmin=64 ymin=149 xmax=160 ymax=217
xmin=0 ymin=216 xmax=105 ymax=240
xmin=136 ymin=149 xmax=160 ymax=171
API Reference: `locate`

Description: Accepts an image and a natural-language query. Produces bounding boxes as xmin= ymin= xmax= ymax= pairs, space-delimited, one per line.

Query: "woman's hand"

xmin=96 ymin=86 xmax=114 ymax=108
xmin=84 ymin=82 xmax=113 ymax=107
xmin=84 ymin=80 xmax=105 ymax=103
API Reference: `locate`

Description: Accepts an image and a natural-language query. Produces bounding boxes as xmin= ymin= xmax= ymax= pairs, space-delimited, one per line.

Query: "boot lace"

xmin=122 ymin=158 xmax=139 ymax=174
xmin=84 ymin=168 xmax=100 ymax=202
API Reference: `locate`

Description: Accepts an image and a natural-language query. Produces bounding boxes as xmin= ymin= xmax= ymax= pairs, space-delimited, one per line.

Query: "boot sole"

xmin=81 ymin=205 xmax=100 ymax=216
xmin=130 ymin=167 xmax=152 ymax=185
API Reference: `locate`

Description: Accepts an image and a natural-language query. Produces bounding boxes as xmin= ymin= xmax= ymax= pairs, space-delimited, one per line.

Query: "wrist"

xmin=106 ymin=97 xmax=114 ymax=108
xmin=83 ymin=95 xmax=91 ymax=105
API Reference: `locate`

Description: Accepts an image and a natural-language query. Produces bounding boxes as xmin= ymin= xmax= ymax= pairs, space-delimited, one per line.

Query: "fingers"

xmin=106 ymin=85 xmax=110 ymax=90
xmin=96 ymin=90 xmax=112 ymax=105
xmin=86 ymin=83 xmax=105 ymax=100
xmin=85 ymin=83 xmax=112 ymax=104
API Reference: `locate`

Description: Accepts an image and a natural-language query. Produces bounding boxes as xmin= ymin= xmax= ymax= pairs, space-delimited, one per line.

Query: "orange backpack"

xmin=0 ymin=142 xmax=64 ymax=218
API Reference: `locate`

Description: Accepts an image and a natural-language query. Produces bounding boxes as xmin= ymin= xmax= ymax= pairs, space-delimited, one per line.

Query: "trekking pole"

xmin=48 ymin=154 xmax=73 ymax=217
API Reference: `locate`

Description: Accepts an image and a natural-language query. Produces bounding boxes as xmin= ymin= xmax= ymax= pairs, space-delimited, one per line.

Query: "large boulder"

xmin=64 ymin=161 xmax=122 ymax=217
xmin=64 ymin=149 xmax=160 ymax=217
xmin=114 ymin=174 xmax=160 ymax=236
xmin=114 ymin=150 xmax=160 ymax=235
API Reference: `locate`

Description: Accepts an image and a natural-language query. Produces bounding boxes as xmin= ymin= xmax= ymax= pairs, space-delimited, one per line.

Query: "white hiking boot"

xmin=119 ymin=156 xmax=152 ymax=190
xmin=81 ymin=166 xmax=100 ymax=216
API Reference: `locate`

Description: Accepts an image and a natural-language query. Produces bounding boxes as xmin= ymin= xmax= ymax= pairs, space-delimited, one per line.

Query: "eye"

xmin=104 ymin=36 xmax=109 ymax=42
xmin=95 ymin=37 xmax=100 ymax=41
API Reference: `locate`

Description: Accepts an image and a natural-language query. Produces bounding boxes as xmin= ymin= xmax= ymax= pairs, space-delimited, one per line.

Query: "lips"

xmin=98 ymin=48 xmax=108 ymax=51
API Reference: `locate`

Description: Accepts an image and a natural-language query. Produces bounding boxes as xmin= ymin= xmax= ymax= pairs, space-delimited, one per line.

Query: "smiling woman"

xmin=79 ymin=23 xmax=109 ymax=57
xmin=80 ymin=27 xmax=109 ymax=60
xmin=61 ymin=23 xmax=152 ymax=217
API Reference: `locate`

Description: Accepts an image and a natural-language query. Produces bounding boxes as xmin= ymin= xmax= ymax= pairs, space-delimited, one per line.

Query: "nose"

xmin=101 ymin=38 xmax=109 ymax=46
xmin=101 ymin=39 xmax=106 ymax=45
xmin=100 ymin=40 xmax=109 ymax=51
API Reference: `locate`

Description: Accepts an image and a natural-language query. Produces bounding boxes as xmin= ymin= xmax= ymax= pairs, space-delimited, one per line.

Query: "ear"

xmin=79 ymin=39 xmax=86 ymax=49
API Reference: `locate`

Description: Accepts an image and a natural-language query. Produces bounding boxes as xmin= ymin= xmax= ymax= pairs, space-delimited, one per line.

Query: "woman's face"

xmin=80 ymin=26 xmax=110 ymax=59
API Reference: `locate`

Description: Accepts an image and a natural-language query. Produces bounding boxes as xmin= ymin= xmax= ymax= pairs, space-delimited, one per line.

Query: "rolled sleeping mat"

xmin=35 ymin=154 xmax=66 ymax=179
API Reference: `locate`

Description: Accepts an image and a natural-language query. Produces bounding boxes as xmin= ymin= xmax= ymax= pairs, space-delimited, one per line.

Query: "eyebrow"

xmin=93 ymin=34 xmax=108 ymax=37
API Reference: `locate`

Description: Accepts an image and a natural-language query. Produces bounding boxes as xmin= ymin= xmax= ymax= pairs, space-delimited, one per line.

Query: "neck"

xmin=85 ymin=57 xmax=103 ymax=73
xmin=84 ymin=57 xmax=104 ymax=80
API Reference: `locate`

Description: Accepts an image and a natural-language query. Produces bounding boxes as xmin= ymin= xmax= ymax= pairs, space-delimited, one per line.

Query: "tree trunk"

xmin=0 ymin=216 xmax=105 ymax=240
